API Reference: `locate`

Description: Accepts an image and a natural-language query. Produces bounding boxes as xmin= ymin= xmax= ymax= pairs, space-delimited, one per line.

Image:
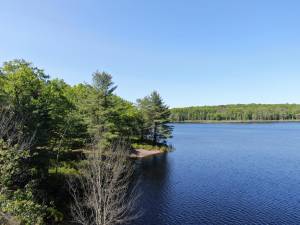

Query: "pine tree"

xmin=91 ymin=71 xmax=119 ymax=145
xmin=137 ymin=91 xmax=173 ymax=145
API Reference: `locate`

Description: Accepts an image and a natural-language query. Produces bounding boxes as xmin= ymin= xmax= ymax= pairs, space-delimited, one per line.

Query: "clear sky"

xmin=1 ymin=0 xmax=300 ymax=107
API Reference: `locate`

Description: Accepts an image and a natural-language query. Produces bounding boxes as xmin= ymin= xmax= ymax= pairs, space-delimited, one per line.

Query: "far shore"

xmin=130 ymin=149 xmax=164 ymax=158
xmin=172 ymin=119 xmax=300 ymax=124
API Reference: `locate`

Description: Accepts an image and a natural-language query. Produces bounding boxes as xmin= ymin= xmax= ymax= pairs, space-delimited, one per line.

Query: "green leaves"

xmin=0 ymin=139 xmax=32 ymax=189
xmin=1 ymin=60 xmax=50 ymax=146
xmin=0 ymin=59 xmax=174 ymax=224
xmin=0 ymin=188 xmax=46 ymax=225
xmin=138 ymin=91 xmax=173 ymax=144
xmin=170 ymin=104 xmax=300 ymax=122
xmin=0 ymin=138 xmax=46 ymax=225
xmin=92 ymin=71 xmax=117 ymax=96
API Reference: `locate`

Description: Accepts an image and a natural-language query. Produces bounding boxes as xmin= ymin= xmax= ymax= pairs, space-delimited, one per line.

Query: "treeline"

xmin=0 ymin=59 xmax=172 ymax=224
xmin=171 ymin=104 xmax=300 ymax=122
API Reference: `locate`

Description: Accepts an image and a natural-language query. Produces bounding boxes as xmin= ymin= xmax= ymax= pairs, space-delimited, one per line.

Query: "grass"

xmin=48 ymin=161 xmax=80 ymax=175
xmin=132 ymin=143 xmax=172 ymax=152
xmin=49 ymin=167 xmax=78 ymax=175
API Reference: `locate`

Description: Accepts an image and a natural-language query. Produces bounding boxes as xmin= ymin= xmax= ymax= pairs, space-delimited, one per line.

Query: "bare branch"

xmin=68 ymin=141 xmax=141 ymax=225
xmin=0 ymin=106 xmax=34 ymax=150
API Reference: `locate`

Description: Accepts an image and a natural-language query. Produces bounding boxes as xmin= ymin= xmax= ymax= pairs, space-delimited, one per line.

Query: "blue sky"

xmin=1 ymin=0 xmax=300 ymax=107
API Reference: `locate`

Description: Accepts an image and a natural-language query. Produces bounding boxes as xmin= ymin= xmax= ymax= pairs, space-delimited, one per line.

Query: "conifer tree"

xmin=91 ymin=71 xmax=119 ymax=145
xmin=137 ymin=91 xmax=172 ymax=144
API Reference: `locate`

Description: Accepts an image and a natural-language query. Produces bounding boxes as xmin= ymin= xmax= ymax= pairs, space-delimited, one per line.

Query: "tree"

xmin=68 ymin=142 xmax=140 ymax=225
xmin=0 ymin=59 xmax=50 ymax=147
xmin=110 ymin=96 xmax=144 ymax=141
xmin=170 ymin=104 xmax=300 ymax=122
xmin=0 ymin=107 xmax=46 ymax=225
xmin=91 ymin=72 xmax=116 ymax=139
xmin=0 ymin=60 xmax=52 ymax=193
xmin=0 ymin=60 xmax=83 ymax=224
xmin=137 ymin=91 xmax=172 ymax=144
xmin=92 ymin=71 xmax=117 ymax=106
xmin=44 ymin=79 xmax=89 ymax=174
xmin=89 ymin=71 xmax=123 ymax=145
xmin=0 ymin=73 xmax=7 ymax=105
xmin=67 ymin=83 xmax=95 ymax=138
xmin=0 ymin=59 xmax=176 ymax=224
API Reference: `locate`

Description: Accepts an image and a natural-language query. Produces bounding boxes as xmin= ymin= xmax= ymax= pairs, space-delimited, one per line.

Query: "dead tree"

xmin=68 ymin=142 xmax=141 ymax=225
xmin=0 ymin=106 xmax=33 ymax=148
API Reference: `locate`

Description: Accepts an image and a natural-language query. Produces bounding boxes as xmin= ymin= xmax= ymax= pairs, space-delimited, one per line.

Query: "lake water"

xmin=135 ymin=123 xmax=300 ymax=225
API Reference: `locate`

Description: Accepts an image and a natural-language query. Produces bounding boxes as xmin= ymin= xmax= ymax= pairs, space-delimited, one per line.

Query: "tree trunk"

xmin=153 ymin=122 xmax=157 ymax=145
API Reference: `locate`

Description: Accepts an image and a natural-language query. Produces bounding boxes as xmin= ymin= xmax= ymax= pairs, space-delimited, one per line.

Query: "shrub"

xmin=132 ymin=143 xmax=172 ymax=152
xmin=0 ymin=188 xmax=46 ymax=225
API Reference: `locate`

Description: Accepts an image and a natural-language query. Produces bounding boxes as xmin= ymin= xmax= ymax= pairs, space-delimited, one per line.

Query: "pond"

xmin=135 ymin=123 xmax=300 ymax=224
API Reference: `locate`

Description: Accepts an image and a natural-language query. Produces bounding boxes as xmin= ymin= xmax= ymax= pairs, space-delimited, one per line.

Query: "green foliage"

xmin=138 ymin=91 xmax=173 ymax=144
xmin=171 ymin=104 xmax=300 ymax=122
xmin=132 ymin=143 xmax=170 ymax=152
xmin=0 ymin=74 xmax=7 ymax=105
xmin=1 ymin=59 xmax=50 ymax=146
xmin=49 ymin=165 xmax=79 ymax=175
xmin=46 ymin=207 xmax=64 ymax=222
xmin=0 ymin=188 xmax=46 ymax=225
xmin=0 ymin=139 xmax=48 ymax=224
xmin=110 ymin=96 xmax=144 ymax=140
xmin=67 ymin=83 xmax=95 ymax=138
xmin=1 ymin=60 xmax=88 ymax=149
xmin=0 ymin=59 xmax=174 ymax=224
xmin=90 ymin=71 xmax=119 ymax=144
xmin=76 ymin=71 xmax=144 ymax=146
xmin=0 ymin=140 xmax=31 ymax=189
xmin=92 ymin=71 xmax=117 ymax=97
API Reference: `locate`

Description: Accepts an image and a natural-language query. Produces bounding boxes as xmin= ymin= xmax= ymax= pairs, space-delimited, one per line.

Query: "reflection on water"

xmin=135 ymin=123 xmax=300 ymax=225
xmin=135 ymin=154 xmax=172 ymax=223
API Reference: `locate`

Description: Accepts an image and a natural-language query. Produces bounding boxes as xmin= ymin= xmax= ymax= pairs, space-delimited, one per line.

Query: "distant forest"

xmin=170 ymin=104 xmax=300 ymax=122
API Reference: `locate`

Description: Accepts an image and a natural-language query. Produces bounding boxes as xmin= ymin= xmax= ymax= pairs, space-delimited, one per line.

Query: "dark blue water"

xmin=135 ymin=123 xmax=300 ymax=225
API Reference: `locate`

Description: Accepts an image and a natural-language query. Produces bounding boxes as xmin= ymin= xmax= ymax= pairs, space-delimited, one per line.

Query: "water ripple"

xmin=135 ymin=123 xmax=300 ymax=225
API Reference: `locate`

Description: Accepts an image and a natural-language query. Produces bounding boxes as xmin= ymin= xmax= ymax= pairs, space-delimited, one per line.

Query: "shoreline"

xmin=130 ymin=149 xmax=164 ymax=158
xmin=172 ymin=120 xmax=300 ymax=124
